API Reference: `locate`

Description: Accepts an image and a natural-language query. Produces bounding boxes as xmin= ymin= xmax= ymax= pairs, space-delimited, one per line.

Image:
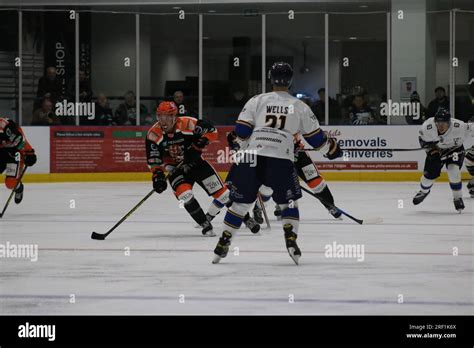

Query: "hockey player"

xmin=0 ymin=117 xmax=37 ymax=204
xmin=212 ymin=62 xmax=342 ymax=264
xmin=465 ymin=147 xmax=474 ymax=198
xmin=227 ymin=132 xmax=342 ymax=222
xmin=413 ymin=108 xmax=473 ymax=212
xmin=146 ymin=101 xmax=229 ymax=236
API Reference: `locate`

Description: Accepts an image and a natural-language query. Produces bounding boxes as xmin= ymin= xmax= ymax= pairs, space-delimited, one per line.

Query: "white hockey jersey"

xmin=236 ymin=91 xmax=321 ymax=161
xmin=419 ymin=117 xmax=473 ymax=150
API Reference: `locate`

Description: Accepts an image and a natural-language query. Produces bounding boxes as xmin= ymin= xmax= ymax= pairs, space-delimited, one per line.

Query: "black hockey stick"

xmin=91 ymin=189 xmax=155 ymax=240
xmin=300 ymin=186 xmax=382 ymax=225
xmin=0 ymin=166 xmax=27 ymax=219
xmin=303 ymin=147 xmax=423 ymax=152
xmin=257 ymin=193 xmax=271 ymax=229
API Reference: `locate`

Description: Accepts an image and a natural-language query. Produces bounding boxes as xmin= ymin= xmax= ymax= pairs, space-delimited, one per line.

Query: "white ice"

xmin=0 ymin=181 xmax=472 ymax=315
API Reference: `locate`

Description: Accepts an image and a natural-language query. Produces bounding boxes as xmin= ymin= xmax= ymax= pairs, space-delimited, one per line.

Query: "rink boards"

xmin=9 ymin=125 xmax=474 ymax=183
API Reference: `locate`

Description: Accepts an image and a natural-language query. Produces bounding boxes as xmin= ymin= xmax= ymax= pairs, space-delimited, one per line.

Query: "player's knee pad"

xmin=307 ymin=176 xmax=326 ymax=193
xmin=176 ymin=184 xmax=194 ymax=204
xmin=258 ymin=185 xmax=273 ymax=202
xmin=5 ymin=177 xmax=19 ymax=190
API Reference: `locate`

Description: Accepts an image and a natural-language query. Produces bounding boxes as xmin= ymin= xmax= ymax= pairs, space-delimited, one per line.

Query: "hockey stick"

xmin=303 ymin=148 xmax=423 ymax=152
xmin=257 ymin=193 xmax=271 ymax=229
xmin=0 ymin=166 xmax=27 ymax=219
xmin=91 ymin=189 xmax=155 ymax=240
xmin=300 ymin=186 xmax=382 ymax=225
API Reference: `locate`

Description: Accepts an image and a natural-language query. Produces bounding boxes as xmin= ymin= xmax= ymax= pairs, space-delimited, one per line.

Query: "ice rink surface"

xmin=0 ymin=181 xmax=472 ymax=315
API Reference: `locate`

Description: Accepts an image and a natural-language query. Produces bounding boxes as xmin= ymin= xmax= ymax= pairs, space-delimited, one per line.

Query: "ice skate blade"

xmin=212 ymin=255 xmax=222 ymax=264
xmin=287 ymin=248 xmax=300 ymax=265
xmin=203 ymin=231 xmax=216 ymax=237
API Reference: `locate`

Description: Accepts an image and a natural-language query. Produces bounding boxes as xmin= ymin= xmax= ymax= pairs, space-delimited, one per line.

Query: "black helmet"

xmin=268 ymin=61 xmax=293 ymax=87
xmin=434 ymin=108 xmax=451 ymax=123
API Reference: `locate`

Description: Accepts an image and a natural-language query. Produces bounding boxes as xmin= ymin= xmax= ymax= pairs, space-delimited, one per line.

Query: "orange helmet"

xmin=156 ymin=101 xmax=178 ymax=131
xmin=156 ymin=101 xmax=178 ymax=117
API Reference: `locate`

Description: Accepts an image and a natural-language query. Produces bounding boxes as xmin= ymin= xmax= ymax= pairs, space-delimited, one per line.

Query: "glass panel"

xmin=81 ymin=13 xmax=136 ymax=125
xmin=22 ymin=11 xmax=75 ymax=126
xmin=425 ymin=11 xmax=451 ymax=121
xmin=0 ymin=10 xmax=19 ymax=123
xmin=140 ymin=12 xmax=199 ymax=125
xmin=203 ymin=12 xmax=262 ymax=125
xmin=454 ymin=11 xmax=474 ymax=122
xmin=328 ymin=13 xmax=387 ymax=125
xmin=266 ymin=13 xmax=325 ymax=123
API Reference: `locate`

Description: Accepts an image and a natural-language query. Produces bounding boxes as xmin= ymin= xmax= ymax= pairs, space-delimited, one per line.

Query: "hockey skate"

xmin=201 ymin=220 xmax=215 ymax=237
xmin=212 ymin=231 xmax=232 ymax=263
xmin=283 ymin=224 xmax=301 ymax=265
xmin=14 ymin=183 xmax=24 ymax=204
xmin=453 ymin=198 xmax=464 ymax=213
xmin=253 ymin=204 xmax=264 ymax=224
xmin=244 ymin=213 xmax=260 ymax=234
xmin=467 ymin=180 xmax=474 ymax=198
xmin=413 ymin=190 xmax=430 ymax=205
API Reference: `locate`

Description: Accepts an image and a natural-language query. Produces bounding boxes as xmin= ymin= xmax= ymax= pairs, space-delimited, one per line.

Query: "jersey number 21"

xmin=265 ymin=115 xmax=287 ymax=130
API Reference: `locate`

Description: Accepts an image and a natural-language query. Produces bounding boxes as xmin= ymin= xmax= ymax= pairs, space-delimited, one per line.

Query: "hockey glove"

xmin=227 ymin=131 xmax=240 ymax=151
xmin=325 ymin=138 xmax=343 ymax=160
xmin=24 ymin=151 xmax=37 ymax=167
xmin=152 ymin=170 xmax=167 ymax=193
xmin=419 ymin=137 xmax=439 ymax=155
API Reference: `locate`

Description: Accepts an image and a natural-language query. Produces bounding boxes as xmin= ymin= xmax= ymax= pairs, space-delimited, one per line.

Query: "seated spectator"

xmin=427 ymin=86 xmax=449 ymax=118
xmin=173 ymin=90 xmax=197 ymax=117
xmin=405 ymin=91 xmax=427 ymax=125
xmin=35 ymin=66 xmax=63 ymax=109
xmin=312 ymin=88 xmax=341 ymax=125
xmin=92 ymin=93 xmax=114 ymax=126
xmin=67 ymin=69 xmax=93 ymax=103
xmin=349 ymin=95 xmax=376 ymax=125
xmin=31 ymin=98 xmax=60 ymax=125
xmin=115 ymin=91 xmax=149 ymax=125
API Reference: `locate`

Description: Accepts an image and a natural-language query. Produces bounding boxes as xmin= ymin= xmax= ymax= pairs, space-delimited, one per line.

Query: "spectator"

xmin=312 ymin=88 xmax=341 ymax=125
xmin=173 ymin=90 xmax=197 ymax=117
xmin=115 ymin=91 xmax=149 ymax=125
xmin=36 ymin=66 xmax=63 ymax=108
xmin=93 ymin=93 xmax=114 ymax=126
xmin=405 ymin=91 xmax=427 ymax=125
xmin=427 ymin=86 xmax=449 ymax=118
xmin=31 ymin=98 xmax=60 ymax=125
xmin=67 ymin=69 xmax=93 ymax=103
xmin=348 ymin=95 xmax=376 ymax=125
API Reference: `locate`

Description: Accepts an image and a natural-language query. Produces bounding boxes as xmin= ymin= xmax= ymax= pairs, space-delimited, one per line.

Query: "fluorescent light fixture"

xmin=348 ymin=37 xmax=358 ymax=40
